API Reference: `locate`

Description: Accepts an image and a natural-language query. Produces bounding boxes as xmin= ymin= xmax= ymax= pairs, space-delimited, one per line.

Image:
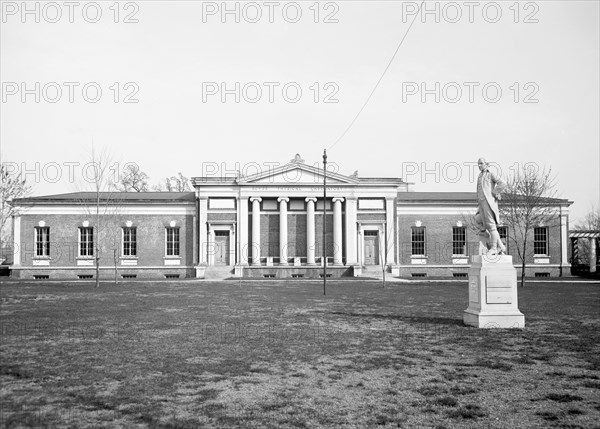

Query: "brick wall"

xmin=397 ymin=212 xmax=564 ymax=276
xmin=17 ymin=213 xmax=195 ymax=278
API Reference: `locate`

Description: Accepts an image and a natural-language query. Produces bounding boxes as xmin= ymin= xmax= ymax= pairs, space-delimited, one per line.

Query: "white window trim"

xmin=78 ymin=227 xmax=94 ymax=258
xmin=121 ymin=226 xmax=138 ymax=258
xmin=165 ymin=226 xmax=181 ymax=258
xmin=33 ymin=226 xmax=50 ymax=258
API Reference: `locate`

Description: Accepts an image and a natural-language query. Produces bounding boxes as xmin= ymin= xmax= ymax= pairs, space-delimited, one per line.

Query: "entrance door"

xmin=364 ymin=231 xmax=379 ymax=265
xmin=214 ymin=231 xmax=230 ymax=265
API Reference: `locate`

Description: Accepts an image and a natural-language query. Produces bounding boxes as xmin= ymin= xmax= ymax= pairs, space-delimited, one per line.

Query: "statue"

xmin=474 ymin=157 xmax=507 ymax=255
xmin=291 ymin=154 xmax=305 ymax=164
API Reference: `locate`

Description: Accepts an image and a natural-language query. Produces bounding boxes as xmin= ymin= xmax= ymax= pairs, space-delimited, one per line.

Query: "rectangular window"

xmin=79 ymin=227 xmax=94 ymax=257
xmin=411 ymin=227 xmax=426 ymax=255
xmin=122 ymin=227 xmax=137 ymax=256
xmin=35 ymin=227 xmax=50 ymax=257
xmin=534 ymin=227 xmax=548 ymax=255
xmin=498 ymin=226 xmax=508 ymax=253
xmin=166 ymin=227 xmax=180 ymax=256
xmin=452 ymin=226 xmax=466 ymax=255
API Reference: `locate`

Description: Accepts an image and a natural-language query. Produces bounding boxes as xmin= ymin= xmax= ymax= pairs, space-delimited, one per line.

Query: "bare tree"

xmin=500 ymin=165 xmax=560 ymax=287
xmin=117 ymin=163 xmax=149 ymax=192
xmin=76 ymin=147 xmax=122 ymax=287
xmin=1 ymin=164 xmax=31 ymax=244
xmin=153 ymin=173 xmax=191 ymax=192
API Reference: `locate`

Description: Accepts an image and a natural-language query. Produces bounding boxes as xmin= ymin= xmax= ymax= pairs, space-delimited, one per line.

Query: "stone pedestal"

xmin=195 ymin=265 xmax=207 ymax=279
xmin=464 ymin=255 xmax=525 ymax=328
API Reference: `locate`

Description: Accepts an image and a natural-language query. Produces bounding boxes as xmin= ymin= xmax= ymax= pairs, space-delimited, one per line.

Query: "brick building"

xmin=10 ymin=157 xmax=572 ymax=279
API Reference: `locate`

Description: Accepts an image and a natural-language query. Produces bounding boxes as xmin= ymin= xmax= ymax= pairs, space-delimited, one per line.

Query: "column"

xmin=12 ymin=215 xmax=21 ymax=266
xmin=278 ymin=197 xmax=289 ymax=265
xmin=238 ymin=196 xmax=249 ymax=265
xmin=198 ymin=198 xmax=208 ymax=264
xmin=345 ymin=198 xmax=358 ymax=265
xmin=357 ymin=227 xmax=363 ymax=266
xmin=250 ymin=197 xmax=261 ymax=265
xmin=385 ymin=198 xmax=395 ymax=265
xmin=590 ymin=238 xmax=597 ymax=273
xmin=560 ymin=206 xmax=570 ymax=272
xmin=207 ymin=227 xmax=215 ymax=266
xmin=332 ymin=197 xmax=344 ymax=265
xmin=305 ymin=198 xmax=317 ymax=265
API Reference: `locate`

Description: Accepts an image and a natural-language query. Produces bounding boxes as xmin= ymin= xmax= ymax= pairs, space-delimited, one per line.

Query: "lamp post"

xmin=323 ymin=149 xmax=327 ymax=295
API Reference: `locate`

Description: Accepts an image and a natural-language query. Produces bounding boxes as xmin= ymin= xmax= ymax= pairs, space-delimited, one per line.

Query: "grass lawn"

xmin=1 ymin=279 xmax=599 ymax=428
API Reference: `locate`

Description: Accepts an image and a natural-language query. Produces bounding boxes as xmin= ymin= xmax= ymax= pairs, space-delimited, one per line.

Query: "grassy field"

xmin=1 ymin=279 xmax=599 ymax=428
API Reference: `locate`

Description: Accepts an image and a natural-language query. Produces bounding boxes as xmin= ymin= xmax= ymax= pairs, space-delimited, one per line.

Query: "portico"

xmin=192 ymin=155 xmax=407 ymax=277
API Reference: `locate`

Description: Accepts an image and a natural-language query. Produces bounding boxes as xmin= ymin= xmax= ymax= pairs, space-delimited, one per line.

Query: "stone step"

xmin=204 ymin=266 xmax=234 ymax=280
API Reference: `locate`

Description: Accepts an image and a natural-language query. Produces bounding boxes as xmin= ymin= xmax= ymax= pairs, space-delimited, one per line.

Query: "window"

xmin=166 ymin=227 xmax=180 ymax=256
xmin=411 ymin=227 xmax=426 ymax=255
xmin=35 ymin=227 xmax=50 ymax=257
xmin=122 ymin=227 xmax=137 ymax=256
xmin=452 ymin=227 xmax=466 ymax=255
xmin=79 ymin=227 xmax=94 ymax=257
xmin=498 ymin=226 xmax=508 ymax=253
xmin=534 ymin=227 xmax=548 ymax=255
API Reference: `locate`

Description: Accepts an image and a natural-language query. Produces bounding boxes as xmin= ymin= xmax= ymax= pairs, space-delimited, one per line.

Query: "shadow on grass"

xmin=329 ymin=312 xmax=464 ymax=327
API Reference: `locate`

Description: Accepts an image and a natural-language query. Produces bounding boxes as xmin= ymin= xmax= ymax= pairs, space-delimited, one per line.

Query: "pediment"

xmin=241 ymin=163 xmax=357 ymax=185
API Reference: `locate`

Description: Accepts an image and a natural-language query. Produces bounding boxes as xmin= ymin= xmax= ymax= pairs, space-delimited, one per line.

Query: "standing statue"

xmin=474 ymin=158 xmax=507 ymax=255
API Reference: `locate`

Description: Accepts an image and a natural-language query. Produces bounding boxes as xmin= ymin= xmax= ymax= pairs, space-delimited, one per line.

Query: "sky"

xmin=1 ymin=0 xmax=598 ymax=224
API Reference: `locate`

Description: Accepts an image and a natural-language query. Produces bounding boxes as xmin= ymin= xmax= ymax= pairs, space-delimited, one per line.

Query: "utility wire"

xmin=328 ymin=1 xmax=425 ymax=150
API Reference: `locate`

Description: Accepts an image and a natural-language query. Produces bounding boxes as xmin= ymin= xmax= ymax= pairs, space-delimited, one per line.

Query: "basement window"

xmin=78 ymin=275 xmax=93 ymax=279
xmin=122 ymin=274 xmax=137 ymax=279
xmin=165 ymin=274 xmax=180 ymax=279
xmin=535 ymin=273 xmax=550 ymax=278
xmin=33 ymin=275 xmax=49 ymax=279
xmin=291 ymin=274 xmax=304 ymax=278
xmin=263 ymin=274 xmax=276 ymax=278
xmin=453 ymin=273 xmax=468 ymax=278
xmin=411 ymin=273 xmax=427 ymax=278
xmin=319 ymin=274 xmax=332 ymax=278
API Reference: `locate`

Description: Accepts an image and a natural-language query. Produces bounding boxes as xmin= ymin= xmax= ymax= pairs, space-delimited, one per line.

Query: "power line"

xmin=328 ymin=1 xmax=425 ymax=150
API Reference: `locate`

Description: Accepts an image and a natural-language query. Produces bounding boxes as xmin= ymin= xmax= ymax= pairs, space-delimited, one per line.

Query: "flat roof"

xmin=13 ymin=192 xmax=196 ymax=204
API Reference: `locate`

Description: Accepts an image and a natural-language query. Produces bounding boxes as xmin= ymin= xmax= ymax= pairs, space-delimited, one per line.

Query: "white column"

xmin=385 ymin=198 xmax=395 ymax=265
xmin=345 ymin=198 xmax=358 ymax=265
xmin=590 ymin=238 xmax=597 ymax=273
xmin=560 ymin=206 xmax=570 ymax=270
xmin=250 ymin=197 xmax=261 ymax=265
xmin=332 ymin=197 xmax=344 ymax=265
xmin=199 ymin=198 xmax=208 ymax=264
xmin=305 ymin=197 xmax=317 ymax=265
xmin=278 ymin=197 xmax=289 ymax=265
xmin=238 ymin=196 xmax=249 ymax=265
xmin=229 ymin=225 xmax=236 ymax=266
xmin=12 ymin=215 xmax=21 ymax=266
xmin=357 ymin=227 xmax=363 ymax=266
xmin=207 ymin=227 xmax=215 ymax=266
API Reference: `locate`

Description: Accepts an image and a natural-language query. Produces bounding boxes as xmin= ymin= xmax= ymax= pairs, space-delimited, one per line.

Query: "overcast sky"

xmin=1 ymin=0 xmax=598 ymax=223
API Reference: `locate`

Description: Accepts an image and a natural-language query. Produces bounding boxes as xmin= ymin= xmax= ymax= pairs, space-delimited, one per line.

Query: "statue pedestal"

xmin=464 ymin=255 xmax=525 ymax=329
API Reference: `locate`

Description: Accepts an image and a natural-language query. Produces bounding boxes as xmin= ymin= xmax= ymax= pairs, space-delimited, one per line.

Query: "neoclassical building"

xmin=9 ymin=156 xmax=572 ymax=279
